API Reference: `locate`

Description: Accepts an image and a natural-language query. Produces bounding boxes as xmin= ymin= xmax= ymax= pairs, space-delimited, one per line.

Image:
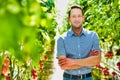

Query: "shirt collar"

xmin=68 ymin=28 xmax=86 ymax=37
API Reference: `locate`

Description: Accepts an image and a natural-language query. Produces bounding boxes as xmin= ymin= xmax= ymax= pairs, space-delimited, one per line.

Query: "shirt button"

xmin=78 ymin=45 xmax=80 ymax=48
xmin=79 ymin=70 xmax=80 ymax=74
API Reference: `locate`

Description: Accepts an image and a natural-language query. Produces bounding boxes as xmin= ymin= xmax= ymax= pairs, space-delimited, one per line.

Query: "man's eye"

xmin=72 ymin=16 xmax=76 ymax=18
xmin=78 ymin=15 xmax=82 ymax=17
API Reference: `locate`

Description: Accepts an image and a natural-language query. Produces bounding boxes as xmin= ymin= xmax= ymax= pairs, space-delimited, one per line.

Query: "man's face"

xmin=69 ymin=8 xmax=84 ymax=28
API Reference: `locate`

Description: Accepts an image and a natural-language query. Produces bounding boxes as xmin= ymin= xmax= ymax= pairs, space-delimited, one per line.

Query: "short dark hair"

xmin=68 ymin=5 xmax=83 ymax=17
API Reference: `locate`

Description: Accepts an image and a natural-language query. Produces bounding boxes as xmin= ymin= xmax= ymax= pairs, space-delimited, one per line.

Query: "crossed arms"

xmin=58 ymin=50 xmax=101 ymax=70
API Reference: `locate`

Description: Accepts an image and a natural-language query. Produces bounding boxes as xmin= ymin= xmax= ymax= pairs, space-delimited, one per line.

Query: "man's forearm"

xmin=75 ymin=53 xmax=101 ymax=66
xmin=61 ymin=65 xmax=84 ymax=70
xmin=58 ymin=50 xmax=101 ymax=70
xmin=61 ymin=54 xmax=101 ymax=70
xmin=58 ymin=56 xmax=84 ymax=70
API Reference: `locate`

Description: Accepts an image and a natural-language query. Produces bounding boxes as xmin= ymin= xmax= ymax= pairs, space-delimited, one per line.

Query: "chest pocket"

xmin=64 ymin=40 xmax=77 ymax=58
xmin=79 ymin=39 xmax=93 ymax=58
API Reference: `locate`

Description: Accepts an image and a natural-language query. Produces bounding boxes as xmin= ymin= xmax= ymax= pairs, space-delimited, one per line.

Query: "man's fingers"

xmin=59 ymin=61 xmax=66 ymax=66
xmin=58 ymin=58 xmax=66 ymax=66
xmin=89 ymin=50 xmax=100 ymax=56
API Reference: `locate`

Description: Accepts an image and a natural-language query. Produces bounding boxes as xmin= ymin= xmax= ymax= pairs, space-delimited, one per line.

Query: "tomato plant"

xmin=0 ymin=0 xmax=55 ymax=80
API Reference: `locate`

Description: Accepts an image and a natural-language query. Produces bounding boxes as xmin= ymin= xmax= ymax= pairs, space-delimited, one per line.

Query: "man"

xmin=56 ymin=5 xmax=101 ymax=80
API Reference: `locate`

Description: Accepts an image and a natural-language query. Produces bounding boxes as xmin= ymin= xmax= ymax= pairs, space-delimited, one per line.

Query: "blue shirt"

xmin=56 ymin=28 xmax=100 ymax=75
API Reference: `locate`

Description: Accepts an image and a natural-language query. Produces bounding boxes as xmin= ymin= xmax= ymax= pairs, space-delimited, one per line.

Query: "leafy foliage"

xmin=0 ymin=0 xmax=56 ymax=79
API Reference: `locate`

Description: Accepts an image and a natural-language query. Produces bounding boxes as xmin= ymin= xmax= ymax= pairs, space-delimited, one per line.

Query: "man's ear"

xmin=68 ymin=17 xmax=70 ymax=22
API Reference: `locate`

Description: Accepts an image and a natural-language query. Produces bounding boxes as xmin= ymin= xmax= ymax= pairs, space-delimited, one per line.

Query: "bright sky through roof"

xmin=55 ymin=0 xmax=74 ymax=29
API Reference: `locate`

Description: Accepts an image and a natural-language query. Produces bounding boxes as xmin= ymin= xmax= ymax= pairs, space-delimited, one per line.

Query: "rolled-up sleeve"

xmin=92 ymin=33 xmax=101 ymax=50
xmin=56 ymin=37 xmax=66 ymax=58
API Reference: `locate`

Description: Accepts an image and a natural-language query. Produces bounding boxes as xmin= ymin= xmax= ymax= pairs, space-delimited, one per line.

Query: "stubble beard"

xmin=72 ymin=24 xmax=82 ymax=29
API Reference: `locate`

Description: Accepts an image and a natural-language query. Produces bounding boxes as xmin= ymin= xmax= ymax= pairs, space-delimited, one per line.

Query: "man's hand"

xmin=89 ymin=50 xmax=100 ymax=56
xmin=58 ymin=58 xmax=75 ymax=67
xmin=58 ymin=57 xmax=82 ymax=70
